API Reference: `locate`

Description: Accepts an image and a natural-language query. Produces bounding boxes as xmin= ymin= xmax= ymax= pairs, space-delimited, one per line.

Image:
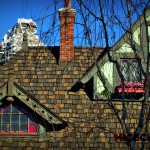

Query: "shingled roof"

xmin=0 ymin=45 xmax=103 ymax=122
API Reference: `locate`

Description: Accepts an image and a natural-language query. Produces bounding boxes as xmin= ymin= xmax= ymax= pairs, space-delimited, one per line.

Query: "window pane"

xmin=0 ymin=105 xmax=3 ymax=113
xmin=0 ymin=100 xmax=38 ymax=134
xmin=2 ymin=123 xmax=10 ymax=132
xmin=11 ymin=104 xmax=19 ymax=113
xmin=11 ymin=123 xmax=19 ymax=132
xmin=121 ymin=59 xmax=141 ymax=82
xmin=131 ymin=61 xmax=141 ymax=81
xmin=20 ymin=115 xmax=28 ymax=123
xmin=11 ymin=114 xmax=19 ymax=123
xmin=29 ymin=115 xmax=36 ymax=123
xmin=122 ymin=60 xmax=129 ymax=81
xmin=2 ymin=104 xmax=10 ymax=113
xmin=131 ymin=62 xmax=135 ymax=81
xmin=2 ymin=114 xmax=10 ymax=123
xmin=20 ymin=124 xmax=28 ymax=132
xmin=29 ymin=124 xmax=37 ymax=132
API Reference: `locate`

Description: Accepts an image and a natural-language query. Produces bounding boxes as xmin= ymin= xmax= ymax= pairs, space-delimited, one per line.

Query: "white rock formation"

xmin=0 ymin=18 xmax=44 ymax=62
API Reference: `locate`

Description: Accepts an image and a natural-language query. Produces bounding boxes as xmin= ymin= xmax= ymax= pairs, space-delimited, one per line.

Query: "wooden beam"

xmin=97 ymin=66 xmax=113 ymax=91
xmin=0 ymin=84 xmax=7 ymax=101
xmin=13 ymin=83 xmax=64 ymax=125
xmin=8 ymin=70 xmax=14 ymax=97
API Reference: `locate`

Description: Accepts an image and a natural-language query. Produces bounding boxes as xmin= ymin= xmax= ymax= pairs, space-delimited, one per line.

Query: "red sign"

xmin=114 ymin=133 xmax=150 ymax=141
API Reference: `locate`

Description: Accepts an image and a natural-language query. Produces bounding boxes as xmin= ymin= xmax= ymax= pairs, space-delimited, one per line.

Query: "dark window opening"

xmin=84 ymin=77 xmax=94 ymax=101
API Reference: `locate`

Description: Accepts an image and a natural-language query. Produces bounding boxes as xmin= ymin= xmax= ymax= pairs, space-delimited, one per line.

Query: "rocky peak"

xmin=0 ymin=18 xmax=44 ymax=62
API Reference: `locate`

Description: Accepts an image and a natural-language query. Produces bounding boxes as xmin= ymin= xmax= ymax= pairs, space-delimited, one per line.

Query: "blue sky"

xmin=0 ymin=0 xmax=83 ymax=46
xmin=0 ymin=0 xmax=63 ymax=42
xmin=0 ymin=0 xmax=149 ymax=47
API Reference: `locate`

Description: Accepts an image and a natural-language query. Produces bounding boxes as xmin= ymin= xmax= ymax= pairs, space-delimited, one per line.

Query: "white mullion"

xmin=19 ymin=107 xmax=21 ymax=132
xmin=0 ymin=111 xmax=2 ymax=131
xmin=27 ymin=115 xmax=29 ymax=133
xmin=10 ymin=104 xmax=12 ymax=132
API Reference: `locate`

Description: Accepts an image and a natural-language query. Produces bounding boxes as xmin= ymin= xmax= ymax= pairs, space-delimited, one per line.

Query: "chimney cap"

xmin=65 ymin=0 xmax=71 ymax=8
xmin=59 ymin=7 xmax=76 ymax=13
xmin=59 ymin=0 xmax=76 ymax=13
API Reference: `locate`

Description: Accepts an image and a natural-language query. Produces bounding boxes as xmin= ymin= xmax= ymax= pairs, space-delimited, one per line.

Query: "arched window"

xmin=0 ymin=98 xmax=38 ymax=135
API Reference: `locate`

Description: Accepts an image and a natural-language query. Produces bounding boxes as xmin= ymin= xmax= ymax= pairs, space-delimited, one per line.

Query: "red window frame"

xmin=118 ymin=82 xmax=144 ymax=93
xmin=0 ymin=100 xmax=38 ymax=135
xmin=118 ymin=59 xmax=144 ymax=93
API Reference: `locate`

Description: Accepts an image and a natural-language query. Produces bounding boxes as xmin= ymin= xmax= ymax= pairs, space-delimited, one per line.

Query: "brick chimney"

xmin=59 ymin=0 xmax=76 ymax=61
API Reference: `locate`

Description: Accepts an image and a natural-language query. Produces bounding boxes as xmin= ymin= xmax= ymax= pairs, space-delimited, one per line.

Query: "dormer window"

xmin=118 ymin=59 xmax=144 ymax=93
xmin=0 ymin=99 xmax=38 ymax=135
xmin=0 ymin=82 xmax=66 ymax=136
xmin=121 ymin=59 xmax=141 ymax=82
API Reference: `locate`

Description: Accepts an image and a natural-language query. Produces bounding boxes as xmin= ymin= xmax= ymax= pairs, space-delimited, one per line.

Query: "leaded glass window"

xmin=121 ymin=59 xmax=141 ymax=82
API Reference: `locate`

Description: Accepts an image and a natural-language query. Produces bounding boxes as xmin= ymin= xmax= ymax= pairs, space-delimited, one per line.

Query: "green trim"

xmin=13 ymin=82 xmax=64 ymax=124
xmin=0 ymin=84 xmax=7 ymax=101
xmin=78 ymin=9 xmax=150 ymax=85
xmin=0 ymin=82 xmax=64 ymax=125
xmin=97 ymin=65 xmax=113 ymax=90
